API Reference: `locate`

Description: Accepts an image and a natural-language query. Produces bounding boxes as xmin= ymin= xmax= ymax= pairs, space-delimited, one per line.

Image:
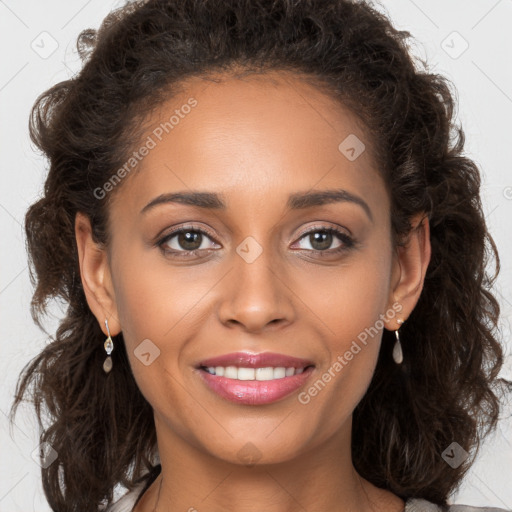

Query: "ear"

xmin=385 ymin=212 xmax=431 ymax=330
xmin=74 ymin=212 xmax=121 ymax=337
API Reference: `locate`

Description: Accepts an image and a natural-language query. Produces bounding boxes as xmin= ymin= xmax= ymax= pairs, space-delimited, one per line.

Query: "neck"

xmin=137 ymin=415 xmax=403 ymax=512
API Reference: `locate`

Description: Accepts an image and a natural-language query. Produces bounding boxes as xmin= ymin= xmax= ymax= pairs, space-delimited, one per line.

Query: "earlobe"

xmin=386 ymin=213 xmax=431 ymax=330
xmin=74 ymin=212 xmax=121 ymax=336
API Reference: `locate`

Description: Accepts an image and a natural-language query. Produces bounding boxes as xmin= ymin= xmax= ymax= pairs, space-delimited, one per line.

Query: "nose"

xmin=217 ymin=245 xmax=296 ymax=333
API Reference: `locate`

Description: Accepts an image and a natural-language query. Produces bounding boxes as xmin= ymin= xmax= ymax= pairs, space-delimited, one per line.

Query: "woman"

xmin=10 ymin=0 xmax=511 ymax=511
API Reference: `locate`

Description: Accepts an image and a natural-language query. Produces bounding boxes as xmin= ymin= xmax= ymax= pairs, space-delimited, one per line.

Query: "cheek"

xmin=110 ymin=243 xmax=224 ymax=400
xmin=294 ymin=239 xmax=392 ymax=347
xmin=111 ymin=238 xmax=216 ymax=343
xmin=292 ymin=241 xmax=392 ymax=418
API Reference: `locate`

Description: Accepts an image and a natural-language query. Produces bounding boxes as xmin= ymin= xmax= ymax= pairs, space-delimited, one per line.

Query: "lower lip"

xmin=197 ymin=366 xmax=315 ymax=405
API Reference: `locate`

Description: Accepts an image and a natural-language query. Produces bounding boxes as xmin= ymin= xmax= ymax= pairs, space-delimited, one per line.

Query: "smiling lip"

xmin=196 ymin=351 xmax=315 ymax=405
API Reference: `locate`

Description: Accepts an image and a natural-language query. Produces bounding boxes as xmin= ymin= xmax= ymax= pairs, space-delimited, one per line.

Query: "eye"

xmin=157 ymin=226 xmax=220 ymax=256
xmin=292 ymin=226 xmax=355 ymax=253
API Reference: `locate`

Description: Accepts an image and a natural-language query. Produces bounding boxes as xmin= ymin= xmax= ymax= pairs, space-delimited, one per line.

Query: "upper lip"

xmin=197 ymin=351 xmax=315 ymax=369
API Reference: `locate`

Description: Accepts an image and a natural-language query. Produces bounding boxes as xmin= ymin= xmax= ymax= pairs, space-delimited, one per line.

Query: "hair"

xmin=10 ymin=0 xmax=510 ymax=511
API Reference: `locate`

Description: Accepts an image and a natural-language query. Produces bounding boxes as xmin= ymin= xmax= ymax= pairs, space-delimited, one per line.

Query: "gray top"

xmin=405 ymin=498 xmax=510 ymax=512
xmin=106 ymin=482 xmax=511 ymax=512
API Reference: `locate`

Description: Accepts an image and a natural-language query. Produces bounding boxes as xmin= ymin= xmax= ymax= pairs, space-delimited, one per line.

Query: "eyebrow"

xmin=140 ymin=188 xmax=373 ymax=222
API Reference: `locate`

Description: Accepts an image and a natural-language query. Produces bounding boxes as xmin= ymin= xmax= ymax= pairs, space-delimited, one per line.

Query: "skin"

xmin=75 ymin=70 xmax=431 ymax=512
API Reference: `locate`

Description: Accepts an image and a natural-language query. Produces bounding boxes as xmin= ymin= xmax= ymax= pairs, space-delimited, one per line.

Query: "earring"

xmin=393 ymin=318 xmax=404 ymax=365
xmin=103 ymin=318 xmax=114 ymax=373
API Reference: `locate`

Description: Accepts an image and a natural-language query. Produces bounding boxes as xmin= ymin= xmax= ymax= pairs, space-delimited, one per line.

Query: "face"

xmin=89 ymin=71 xmax=407 ymax=465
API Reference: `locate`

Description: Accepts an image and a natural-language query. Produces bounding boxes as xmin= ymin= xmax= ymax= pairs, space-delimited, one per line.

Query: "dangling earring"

xmin=393 ymin=318 xmax=404 ymax=365
xmin=103 ymin=318 xmax=114 ymax=373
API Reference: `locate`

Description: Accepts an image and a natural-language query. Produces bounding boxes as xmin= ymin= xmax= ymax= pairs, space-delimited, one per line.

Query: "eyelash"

xmin=156 ymin=224 xmax=356 ymax=259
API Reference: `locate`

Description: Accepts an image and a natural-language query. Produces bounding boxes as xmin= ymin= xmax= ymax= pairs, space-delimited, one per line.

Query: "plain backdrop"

xmin=1 ymin=1 xmax=511 ymax=510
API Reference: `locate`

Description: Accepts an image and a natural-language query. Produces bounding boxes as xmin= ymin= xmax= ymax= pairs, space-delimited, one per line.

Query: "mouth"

xmin=195 ymin=352 xmax=315 ymax=405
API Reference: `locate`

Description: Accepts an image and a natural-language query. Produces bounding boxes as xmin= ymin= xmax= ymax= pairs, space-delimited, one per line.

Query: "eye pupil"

xmin=310 ymin=231 xmax=332 ymax=251
xmin=179 ymin=231 xmax=202 ymax=250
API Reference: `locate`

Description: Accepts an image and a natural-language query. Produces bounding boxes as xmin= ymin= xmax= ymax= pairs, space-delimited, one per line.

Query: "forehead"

xmin=110 ymin=70 xmax=388 ymax=220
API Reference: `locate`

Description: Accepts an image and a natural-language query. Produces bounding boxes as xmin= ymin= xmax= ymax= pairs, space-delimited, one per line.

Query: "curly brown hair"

xmin=10 ymin=0 xmax=510 ymax=511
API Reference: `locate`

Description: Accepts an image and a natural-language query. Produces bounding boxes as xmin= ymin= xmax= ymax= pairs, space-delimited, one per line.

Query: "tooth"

xmin=224 ymin=366 xmax=238 ymax=379
xmin=255 ymin=367 xmax=275 ymax=381
xmin=238 ymin=367 xmax=255 ymax=380
xmin=206 ymin=365 xmax=308 ymax=380
xmin=273 ymin=367 xmax=286 ymax=379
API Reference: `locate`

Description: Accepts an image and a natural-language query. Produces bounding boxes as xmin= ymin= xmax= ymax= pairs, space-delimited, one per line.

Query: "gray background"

xmin=1 ymin=0 xmax=511 ymax=510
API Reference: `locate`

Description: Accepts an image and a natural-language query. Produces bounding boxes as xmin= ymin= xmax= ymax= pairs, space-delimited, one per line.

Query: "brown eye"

xmin=175 ymin=231 xmax=203 ymax=251
xmin=157 ymin=226 xmax=220 ymax=256
xmin=308 ymin=231 xmax=334 ymax=251
xmin=294 ymin=227 xmax=354 ymax=253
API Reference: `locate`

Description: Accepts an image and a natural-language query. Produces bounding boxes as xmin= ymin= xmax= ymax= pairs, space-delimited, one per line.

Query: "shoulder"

xmin=104 ymin=481 xmax=147 ymax=512
xmin=406 ymin=498 xmax=511 ymax=512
